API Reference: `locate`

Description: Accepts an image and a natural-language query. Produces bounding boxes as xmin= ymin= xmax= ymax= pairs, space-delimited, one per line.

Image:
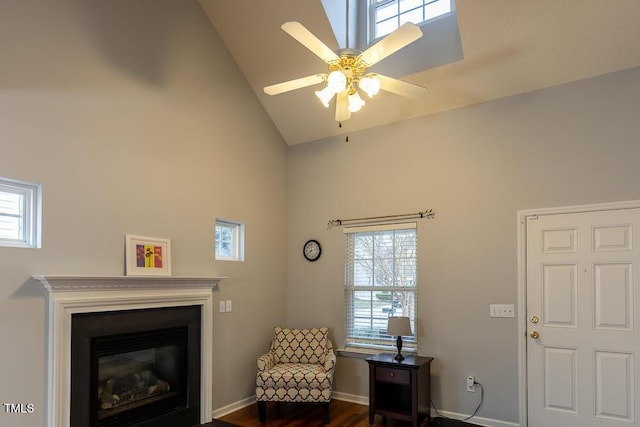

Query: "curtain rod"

xmin=328 ymin=209 xmax=435 ymax=227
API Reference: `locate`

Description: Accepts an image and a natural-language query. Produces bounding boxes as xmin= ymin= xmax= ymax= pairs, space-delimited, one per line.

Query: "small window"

xmin=0 ymin=177 xmax=42 ymax=248
xmin=344 ymin=223 xmax=417 ymax=351
xmin=370 ymin=0 xmax=453 ymax=41
xmin=214 ymin=219 xmax=244 ymax=261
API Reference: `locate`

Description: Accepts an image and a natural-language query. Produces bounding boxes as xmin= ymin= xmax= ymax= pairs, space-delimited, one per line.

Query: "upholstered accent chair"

xmin=256 ymin=326 xmax=336 ymax=423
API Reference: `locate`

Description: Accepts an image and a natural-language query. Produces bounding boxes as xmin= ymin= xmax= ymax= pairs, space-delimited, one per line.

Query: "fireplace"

xmin=96 ymin=330 xmax=184 ymax=419
xmin=71 ymin=306 xmax=201 ymax=426
xmin=35 ymin=275 xmax=223 ymax=427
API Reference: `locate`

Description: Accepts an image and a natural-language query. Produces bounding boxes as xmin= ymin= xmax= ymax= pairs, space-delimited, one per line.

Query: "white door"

xmin=527 ymin=208 xmax=640 ymax=427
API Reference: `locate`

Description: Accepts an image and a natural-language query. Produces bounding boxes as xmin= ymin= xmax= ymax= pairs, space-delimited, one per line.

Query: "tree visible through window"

xmin=344 ymin=223 xmax=417 ymax=350
xmin=215 ymin=219 xmax=244 ymax=261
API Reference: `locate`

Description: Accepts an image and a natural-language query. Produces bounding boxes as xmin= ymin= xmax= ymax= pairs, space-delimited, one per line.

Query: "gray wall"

xmin=0 ymin=1 xmax=287 ymax=426
xmin=287 ymin=66 xmax=640 ymax=423
xmin=3 ymin=1 xmax=640 ymax=425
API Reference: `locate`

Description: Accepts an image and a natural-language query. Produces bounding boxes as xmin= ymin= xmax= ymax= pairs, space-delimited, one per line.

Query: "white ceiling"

xmin=199 ymin=0 xmax=640 ymax=146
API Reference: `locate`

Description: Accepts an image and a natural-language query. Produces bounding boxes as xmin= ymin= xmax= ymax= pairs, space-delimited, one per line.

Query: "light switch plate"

xmin=219 ymin=300 xmax=226 ymax=313
xmin=225 ymin=300 xmax=232 ymax=312
xmin=490 ymin=304 xmax=515 ymax=317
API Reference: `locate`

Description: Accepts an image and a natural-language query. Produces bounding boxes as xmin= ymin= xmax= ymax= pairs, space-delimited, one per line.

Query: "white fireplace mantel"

xmin=34 ymin=275 xmax=225 ymax=427
xmin=34 ymin=274 xmax=224 ymax=291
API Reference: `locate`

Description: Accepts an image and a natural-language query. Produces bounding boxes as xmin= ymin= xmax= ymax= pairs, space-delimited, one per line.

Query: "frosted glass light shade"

xmin=347 ymin=91 xmax=365 ymax=112
xmin=315 ymin=86 xmax=335 ymax=108
xmin=327 ymin=70 xmax=347 ymax=93
xmin=359 ymin=74 xmax=381 ymax=98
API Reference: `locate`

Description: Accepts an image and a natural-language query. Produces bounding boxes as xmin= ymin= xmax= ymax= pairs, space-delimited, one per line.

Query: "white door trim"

xmin=516 ymin=199 xmax=640 ymax=427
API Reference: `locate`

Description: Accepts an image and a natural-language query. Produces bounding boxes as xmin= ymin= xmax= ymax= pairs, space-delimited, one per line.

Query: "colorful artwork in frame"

xmin=125 ymin=235 xmax=171 ymax=276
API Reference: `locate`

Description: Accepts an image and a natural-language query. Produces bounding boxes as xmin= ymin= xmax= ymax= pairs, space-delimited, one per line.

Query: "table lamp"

xmin=387 ymin=316 xmax=412 ymax=361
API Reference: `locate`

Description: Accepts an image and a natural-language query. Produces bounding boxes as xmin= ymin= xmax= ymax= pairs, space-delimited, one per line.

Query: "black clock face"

xmin=303 ymin=239 xmax=321 ymax=261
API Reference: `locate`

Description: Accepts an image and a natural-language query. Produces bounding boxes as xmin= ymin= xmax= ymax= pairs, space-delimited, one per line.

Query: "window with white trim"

xmin=214 ymin=219 xmax=244 ymax=261
xmin=0 ymin=177 xmax=42 ymax=248
xmin=370 ymin=0 xmax=453 ymax=40
xmin=344 ymin=223 xmax=417 ymax=351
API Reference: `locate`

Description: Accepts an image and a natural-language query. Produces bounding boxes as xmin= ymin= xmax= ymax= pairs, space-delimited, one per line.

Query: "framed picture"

xmin=125 ymin=235 xmax=172 ymax=276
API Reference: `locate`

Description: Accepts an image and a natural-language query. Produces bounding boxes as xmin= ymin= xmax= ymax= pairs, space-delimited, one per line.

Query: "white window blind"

xmin=0 ymin=177 xmax=41 ymax=248
xmin=344 ymin=222 xmax=417 ymax=350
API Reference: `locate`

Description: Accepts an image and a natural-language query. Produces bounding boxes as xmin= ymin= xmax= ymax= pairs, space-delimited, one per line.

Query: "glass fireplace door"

xmin=93 ymin=327 xmax=188 ymax=426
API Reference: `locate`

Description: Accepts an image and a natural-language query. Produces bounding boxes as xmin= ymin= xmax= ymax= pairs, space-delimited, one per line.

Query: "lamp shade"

xmin=387 ymin=316 xmax=412 ymax=337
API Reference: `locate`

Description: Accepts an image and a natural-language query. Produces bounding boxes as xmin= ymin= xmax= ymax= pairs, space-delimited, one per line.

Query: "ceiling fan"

xmin=263 ymin=21 xmax=428 ymax=122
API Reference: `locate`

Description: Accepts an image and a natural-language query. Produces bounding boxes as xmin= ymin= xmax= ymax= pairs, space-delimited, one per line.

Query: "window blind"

xmin=0 ymin=178 xmax=41 ymax=248
xmin=0 ymin=190 xmax=24 ymax=240
xmin=344 ymin=222 xmax=417 ymax=350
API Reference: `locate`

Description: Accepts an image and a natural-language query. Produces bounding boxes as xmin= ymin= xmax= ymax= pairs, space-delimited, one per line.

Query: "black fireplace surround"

xmin=70 ymin=305 xmax=202 ymax=427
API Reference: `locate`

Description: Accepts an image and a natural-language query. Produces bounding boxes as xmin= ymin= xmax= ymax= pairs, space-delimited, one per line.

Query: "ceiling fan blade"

xmin=377 ymin=74 xmax=428 ymax=99
xmin=335 ymin=90 xmax=351 ymax=122
xmin=281 ymin=21 xmax=340 ymax=64
xmin=264 ymin=74 xmax=326 ymax=96
xmin=359 ymin=22 xmax=423 ymax=67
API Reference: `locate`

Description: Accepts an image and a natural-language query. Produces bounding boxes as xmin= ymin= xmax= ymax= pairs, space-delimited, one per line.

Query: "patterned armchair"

xmin=256 ymin=327 xmax=336 ymax=423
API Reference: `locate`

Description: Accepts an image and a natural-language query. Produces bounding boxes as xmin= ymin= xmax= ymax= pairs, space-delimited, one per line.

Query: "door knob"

xmin=529 ymin=330 xmax=540 ymax=339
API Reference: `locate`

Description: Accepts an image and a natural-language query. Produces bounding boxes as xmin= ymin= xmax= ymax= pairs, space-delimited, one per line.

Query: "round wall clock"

xmin=303 ymin=239 xmax=322 ymax=262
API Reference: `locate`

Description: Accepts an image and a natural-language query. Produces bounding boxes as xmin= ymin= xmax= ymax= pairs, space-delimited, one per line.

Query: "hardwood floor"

xmin=217 ymin=400 xmax=426 ymax=427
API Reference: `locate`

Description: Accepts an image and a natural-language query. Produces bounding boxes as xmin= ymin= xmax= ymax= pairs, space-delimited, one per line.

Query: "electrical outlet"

xmin=467 ymin=376 xmax=476 ymax=392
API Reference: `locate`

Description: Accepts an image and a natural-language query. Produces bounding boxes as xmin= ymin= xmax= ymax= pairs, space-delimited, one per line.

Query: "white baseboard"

xmin=211 ymin=395 xmax=255 ymax=419
xmin=331 ymin=390 xmax=369 ymax=405
xmin=434 ymin=409 xmax=520 ymax=427
xmin=212 ymin=394 xmax=520 ymax=427
xmin=210 ymin=393 xmax=365 ymax=419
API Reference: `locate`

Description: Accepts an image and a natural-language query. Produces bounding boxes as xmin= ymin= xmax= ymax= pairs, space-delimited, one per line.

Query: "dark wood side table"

xmin=366 ymin=353 xmax=433 ymax=427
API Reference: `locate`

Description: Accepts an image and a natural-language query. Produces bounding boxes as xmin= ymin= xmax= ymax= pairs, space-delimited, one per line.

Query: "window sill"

xmin=337 ymin=345 xmax=417 ymax=359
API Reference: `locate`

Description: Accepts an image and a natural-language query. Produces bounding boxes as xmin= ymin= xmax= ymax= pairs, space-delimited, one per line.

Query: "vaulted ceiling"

xmin=199 ymin=0 xmax=640 ymax=145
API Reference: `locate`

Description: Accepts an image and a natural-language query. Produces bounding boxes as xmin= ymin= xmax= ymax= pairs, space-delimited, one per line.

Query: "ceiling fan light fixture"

xmin=359 ymin=74 xmax=381 ymax=98
xmin=264 ymin=22 xmax=426 ymax=123
xmin=327 ymin=70 xmax=347 ymax=93
xmin=347 ymin=90 xmax=365 ymax=112
xmin=315 ymin=85 xmax=335 ymax=108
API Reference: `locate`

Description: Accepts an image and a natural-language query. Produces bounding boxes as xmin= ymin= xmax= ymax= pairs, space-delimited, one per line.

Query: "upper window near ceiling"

xmin=215 ymin=219 xmax=245 ymax=262
xmin=0 ymin=177 xmax=42 ymax=249
xmin=370 ymin=0 xmax=453 ymax=41
xmin=321 ymin=0 xmax=461 ymax=77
